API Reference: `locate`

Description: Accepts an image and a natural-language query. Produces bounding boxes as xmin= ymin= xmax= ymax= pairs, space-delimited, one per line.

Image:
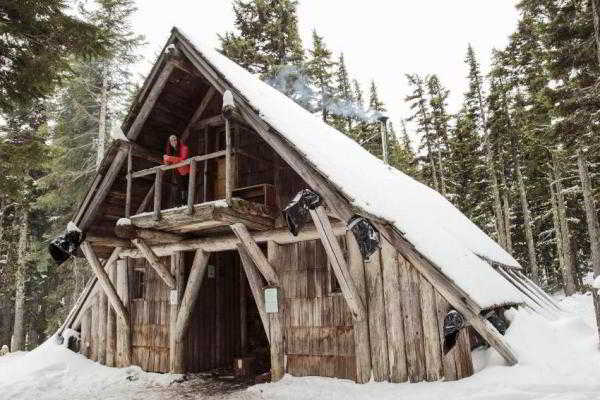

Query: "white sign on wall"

xmin=264 ymin=287 xmax=279 ymax=313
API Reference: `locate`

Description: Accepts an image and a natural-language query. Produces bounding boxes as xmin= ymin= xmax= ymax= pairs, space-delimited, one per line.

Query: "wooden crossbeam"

xmin=182 ymin=87 xmax=216 ymax=142
xmin=230 ymin=223 xmax=280 ymax=286
xmin=310 ymin=205 xmax=366 ymax=321
xmin=132 ymin=238 xmax=176 ymax=289
xmin=80 ymin=242 xmax=129 ymax=326
xmin=236 ymin=243 xmax=270 ymax=344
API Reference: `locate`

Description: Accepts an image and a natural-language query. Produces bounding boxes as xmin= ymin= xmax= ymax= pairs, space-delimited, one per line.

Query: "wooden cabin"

xmin=57 ymin=27 xmax=560 ymax=384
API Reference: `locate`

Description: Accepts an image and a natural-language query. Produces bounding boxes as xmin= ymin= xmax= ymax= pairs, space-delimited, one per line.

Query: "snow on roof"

xmin=176 ymin=28 xmax=524 ymax=309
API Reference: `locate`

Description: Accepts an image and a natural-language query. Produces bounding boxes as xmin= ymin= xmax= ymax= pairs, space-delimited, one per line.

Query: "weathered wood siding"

xmin=277 ymin=238 xmax=356 ymax=380
xmin=129 ymin=256 xmax=170 ymax=372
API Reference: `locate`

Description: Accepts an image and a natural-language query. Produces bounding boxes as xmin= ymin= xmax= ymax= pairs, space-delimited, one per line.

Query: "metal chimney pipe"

xmin=379 ymin=115 xmax=389 ymax=165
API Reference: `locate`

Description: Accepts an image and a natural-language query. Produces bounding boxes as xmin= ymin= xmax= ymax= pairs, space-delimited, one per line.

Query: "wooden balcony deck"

xmin=129 ymin=198 xmax=276 ymax=234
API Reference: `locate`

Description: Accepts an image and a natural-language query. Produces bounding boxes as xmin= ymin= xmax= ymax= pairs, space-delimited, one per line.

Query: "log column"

xmin=116 ymin=258 xmax=131 ymax=367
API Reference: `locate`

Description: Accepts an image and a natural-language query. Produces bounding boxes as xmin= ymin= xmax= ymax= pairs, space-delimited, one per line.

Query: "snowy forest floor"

xmin=1 ymin=293 xmax=599 ymax=400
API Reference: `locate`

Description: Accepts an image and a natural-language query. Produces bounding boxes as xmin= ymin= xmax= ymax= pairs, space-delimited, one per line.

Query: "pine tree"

xmin=405 ymin=73 xmax=439 ymax=191
xmin=306 ymin=30 xmax=336 ymax=122
xmin=0 ymin=1 xmax=105 ymax=113
xmin=331 ymin=53 xmax=354 ymax=132
xmin=426 ymin=74 xmax=450 ymax=196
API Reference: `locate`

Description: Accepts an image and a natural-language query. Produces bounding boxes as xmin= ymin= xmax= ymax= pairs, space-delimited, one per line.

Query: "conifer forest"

xmin=1 ymin=0 xmax=600 ymax=379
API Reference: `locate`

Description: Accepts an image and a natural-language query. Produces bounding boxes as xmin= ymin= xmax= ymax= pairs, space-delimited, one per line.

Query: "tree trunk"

xmin=97 ymin=73 xmax=108 ymax=170
xmin=577 ymin=149 xmax=600 ymax=340
xmin=11 ymin=209 xmax=29 ymax=351
xmin=551 ymin=152 xmax=577 ymax=295
xmin=549 ymin=180 xmax=566 ymax=291
xmin=592 ymin=0 xmax=600 ymax=67
xmin=418 ymin=102 xmax=440 ymax=191
xmin=499 ymin=154 xmax=512 ymax=254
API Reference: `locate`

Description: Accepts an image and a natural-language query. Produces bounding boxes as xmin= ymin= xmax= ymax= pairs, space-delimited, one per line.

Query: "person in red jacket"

xmin=164 ymin=134 xmax=190 ymax=205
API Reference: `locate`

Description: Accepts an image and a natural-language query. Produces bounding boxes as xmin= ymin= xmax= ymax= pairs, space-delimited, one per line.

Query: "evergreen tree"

xmin=426 ymin=74 xmax=450 ymax=196
xmin=306 ymin=30 xmax=336 ymax=122
xmin=0 ymin=0 xmax=105 ymax=113
xmin=331 ymin=53 xmax=354 ymax=133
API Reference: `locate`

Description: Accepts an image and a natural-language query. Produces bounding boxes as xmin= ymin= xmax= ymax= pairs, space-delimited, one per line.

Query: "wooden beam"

xmin=230 ymin=223 xmax=279 ymax=286
xmin=79 ymin=147 xmax=128 ymax=231
xmin=115 ymin=258 xmax=131 ymax=367
xmin=153 ymin=169 xmax=163 ymax=221
xmin=80 ymin=242 xmax=129 ymax=326
xmin=182 ymin=87 xmax=216 ymax=142
xmin=309 ymin=206 xmax=365 ymax=320
xmin=169 ymin=252 xmax=184 ymax=373
xmin=171 ymin=250 xmax=210 ymax=372
xmin=346 ymin=232 xmax=372 ymax=383
xmin=187 ymin=160 xmax=197 ymax=215
xmin=74 ymin=173 xmax=103 ymax=225
xmin=120 ymin=221 xmax=347 ymax=258
xmin=136 ymin=184 xmax=154 ymax=215
xmin=127 ymin=61 xmax=176 ymax=141
xmin=225 ymin=117 xmax=233 ymax=204
xmin=86 ymin=235 xmax=130 ymax=248
xmin=125 ymin=146 xmax=133 ymax=218
xmin=131 ymin=238 xmax=176 ymax=289
xmin=266 ymin=241 xmax=285 ymax=382
xmin=195 ymin=114 xmax=224 ymax=129
xmin=236 ymin=243 xmax=270 ymax=343
xmin=106 ymin=263 xmax=117 ymax=367
xmin=115 ymin=224 xmax=184 ymax=243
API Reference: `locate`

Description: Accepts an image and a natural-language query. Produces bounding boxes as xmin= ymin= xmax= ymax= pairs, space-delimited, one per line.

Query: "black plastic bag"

xmin=347 ymin=216 xmax=380 ymax=260
xmin=443 ymin=309 xmax=465 ymax=354
xmin=49 ymin=227 xmax=85 ymax=266
xmin=282 ymin=189 xmax=323 ymax=236
xmin=486 ymin=310 xmax=509 ymax=335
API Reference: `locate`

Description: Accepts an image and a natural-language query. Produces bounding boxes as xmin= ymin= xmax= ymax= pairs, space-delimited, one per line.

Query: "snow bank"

xmin=249 ymin=293 xmax=600 ymax=400
xmin=0 ymin=336 xmax=179 ymax=400
xmin=178 ymin=28 xmax=523 ymax=309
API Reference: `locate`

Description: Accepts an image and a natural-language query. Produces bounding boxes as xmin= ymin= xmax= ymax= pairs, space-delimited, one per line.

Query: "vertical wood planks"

xmin=80 ymin=309 xmax=91 ymax=358
xmin=363 ymin=246 xmax=389 ymax=381
xmin=381 ymin=240 xmax=408 ymax=382
xmin=419 ymin=275 xmax=443 ymax=381
xmin=398 ymin=254 xmax=426 ymax=382
xmin=91 ymin=293 xmax=98 ymax=361
xmin=346 ymin=232 xmax=372 ymax=383
xmin=435 ymin=292 xmax=457 ymax=381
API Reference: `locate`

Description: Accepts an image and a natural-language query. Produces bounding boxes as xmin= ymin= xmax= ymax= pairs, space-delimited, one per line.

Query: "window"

xmin=132 ymin=269 xmax=146 ymax=300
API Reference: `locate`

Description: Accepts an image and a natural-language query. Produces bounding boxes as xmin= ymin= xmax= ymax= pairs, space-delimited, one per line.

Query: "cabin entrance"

xmin=184 ymin=250 xmax=270 ymax=380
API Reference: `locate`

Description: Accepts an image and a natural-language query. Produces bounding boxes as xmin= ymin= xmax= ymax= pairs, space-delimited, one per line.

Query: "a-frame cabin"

xmin=57 ymin=27 xmax=560 ymax=384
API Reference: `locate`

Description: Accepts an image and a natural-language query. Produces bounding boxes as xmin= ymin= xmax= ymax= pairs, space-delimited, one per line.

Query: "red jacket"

xmin=164 ymin=142 xmax=190 ymax=176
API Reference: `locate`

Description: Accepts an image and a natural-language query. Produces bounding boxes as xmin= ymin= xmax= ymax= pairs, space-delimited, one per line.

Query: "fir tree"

xmin=306 ymin=30 xmax=336 ymax=122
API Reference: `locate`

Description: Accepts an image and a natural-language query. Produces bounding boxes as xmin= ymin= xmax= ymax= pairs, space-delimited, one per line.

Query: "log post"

xmin=154 ymin=169 xmax=163 ymax=221
xmin=116 ymin=258 xmax=131 ymax=367
xmin=171 ymin=250 xmax=209 ymax=373
xmin=169 ymin=252 xmax=182 ymax=373
xmin=267 ymin=241 xmax=285 ymax=382
xmin=236 ymin=244 xmax=270 ymax=343
xmin=97 ymin=290 xmax=107 ymax=364
xmin=126 ymin=144 xmax=133 ymax=218
xmin=132 ymin=238 xmax=176 ymax=289
xmin=136 ymin=184 xmax=154 ymax=215
xmin=225 ymin=118 xmax=232 ymax=205
xmin=346 ymin=232 xmax=372 ymax=384
xmin=106 ymin=263 xmax=117 ymax=367
xmin=203 ymin=128 xmax=208 ymax=202
xmin=309 ymin=206 xmax=366 ymax=320
xmin=187 ymin=160 xmax=197 ymax=215
xmin=239 ymin=263 xmax=247 ymax=355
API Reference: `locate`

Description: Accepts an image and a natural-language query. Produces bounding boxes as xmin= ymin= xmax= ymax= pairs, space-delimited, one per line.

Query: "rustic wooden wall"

xmin=275 ymin=238 xmax=357 ymax=380
xmin=128 ymin=256 xmax=171 ymax=372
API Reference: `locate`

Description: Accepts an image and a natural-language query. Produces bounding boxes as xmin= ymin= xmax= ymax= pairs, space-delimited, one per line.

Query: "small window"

xmin=132 ymin=269 xmax=146 ymax=300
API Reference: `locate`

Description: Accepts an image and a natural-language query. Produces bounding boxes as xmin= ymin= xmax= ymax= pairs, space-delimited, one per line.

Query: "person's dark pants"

xmin=174 ymin=173 xmax=188 ymax=205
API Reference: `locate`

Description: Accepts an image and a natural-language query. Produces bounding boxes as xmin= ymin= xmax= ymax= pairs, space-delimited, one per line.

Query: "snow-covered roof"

xmin=174 ymin=28 xmax=524 ymax=309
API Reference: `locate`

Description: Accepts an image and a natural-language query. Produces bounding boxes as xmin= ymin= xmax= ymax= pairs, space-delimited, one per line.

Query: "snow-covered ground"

xmin=1 ymin=293 xmax=599 ymax=400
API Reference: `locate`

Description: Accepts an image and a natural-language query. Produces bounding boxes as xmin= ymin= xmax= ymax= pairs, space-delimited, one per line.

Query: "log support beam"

xmin=310 ymin=205 xmax=366 ymax=321
xmin=230 ymin=223 xmax=280 ymax=286
xmin=132 ymin=238 xmax=176 ymax=289
xmin=170 ymin=249 xmax=209 ymax=373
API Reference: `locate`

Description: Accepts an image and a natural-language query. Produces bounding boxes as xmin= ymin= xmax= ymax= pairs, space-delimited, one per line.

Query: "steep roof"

xmin=173 ymin=27 xmax=524 ymax=309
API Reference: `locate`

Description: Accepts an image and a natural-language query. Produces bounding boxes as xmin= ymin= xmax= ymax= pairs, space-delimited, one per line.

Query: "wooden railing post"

xmin=203 ymin=128 xmax=208 ymax=202
xmin=125 ymin=145 xmax=133 ymax=218
xmin=154 ymin=169 xmax=163 ymax=221
xmin=187 ymin=160 xmax=197 ymax=215
xmin=225 ymin=118 xmax=232 ymax=204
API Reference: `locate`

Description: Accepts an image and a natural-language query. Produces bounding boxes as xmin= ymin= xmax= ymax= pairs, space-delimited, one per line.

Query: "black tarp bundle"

xmin=49 ymin=226 xmax=85 ymax=266
xmin=282 ymin=189 xmax=323 ymax=236
xmin=443 ymin=309 xmax=466 ymax=354
xmin=347 ymin=216 xmax=380 ymax=260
